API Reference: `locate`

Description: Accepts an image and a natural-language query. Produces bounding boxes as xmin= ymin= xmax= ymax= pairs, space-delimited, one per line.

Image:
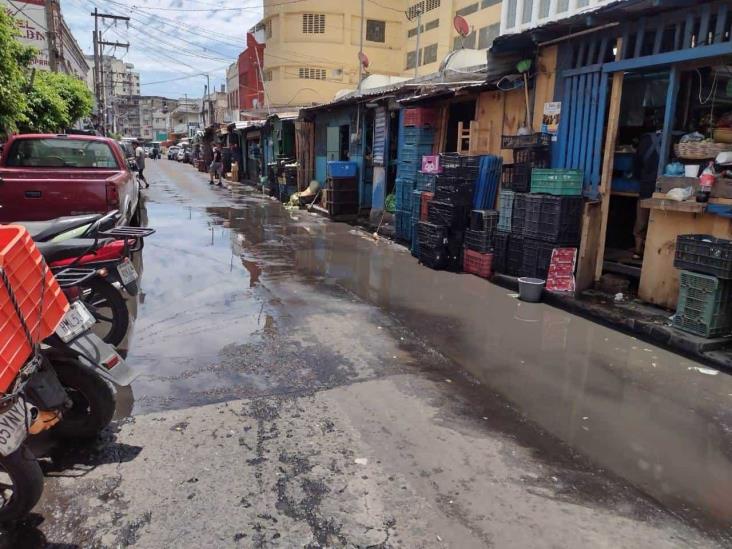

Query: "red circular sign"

xmin=453 ymin=15 xmax=470 ymax=37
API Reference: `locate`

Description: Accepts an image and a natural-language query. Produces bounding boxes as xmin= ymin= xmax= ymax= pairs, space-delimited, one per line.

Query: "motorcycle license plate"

xmin=0 ymin=399 xmax=28 ymax=457
xmin=56 ymin=301 xmax=96 ymax=343
xmin=117 ymin=259 xmax=137 ymax=286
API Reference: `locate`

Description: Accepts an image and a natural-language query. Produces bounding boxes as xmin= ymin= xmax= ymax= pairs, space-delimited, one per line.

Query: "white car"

xmin=176 ymin=149 xmax=186 ymax=162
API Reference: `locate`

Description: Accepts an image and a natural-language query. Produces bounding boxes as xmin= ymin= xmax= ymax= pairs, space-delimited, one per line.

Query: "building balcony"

xmin=500 ymin=0 xmax=628 ymax=35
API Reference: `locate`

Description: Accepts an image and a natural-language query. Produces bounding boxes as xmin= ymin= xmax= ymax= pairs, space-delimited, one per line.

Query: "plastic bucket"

xmin=518 ymin=277 xmax=545 ymax=302
xmin=685 ymin=164 xmax=700 ymax=177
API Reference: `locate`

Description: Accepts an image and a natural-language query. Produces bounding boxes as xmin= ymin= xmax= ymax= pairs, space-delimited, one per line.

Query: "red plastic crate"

xmin=0 ymin=226 xmax=68 ymax=393
xmin=420 ymin=192 xmax=434 ymax=221
xmin=463 ymin=249 xmax=493 ymax=279
xmin=404 ymin=107 xmax=438 ymax=128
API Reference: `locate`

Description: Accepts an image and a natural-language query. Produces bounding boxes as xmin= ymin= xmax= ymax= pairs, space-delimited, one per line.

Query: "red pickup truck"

xmin=0 ymin=134 xmax=139 ymax=223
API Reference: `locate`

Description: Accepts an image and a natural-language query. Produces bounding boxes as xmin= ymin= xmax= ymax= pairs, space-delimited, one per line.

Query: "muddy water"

xmin=131 ymin=178 xmax=732 ymax=537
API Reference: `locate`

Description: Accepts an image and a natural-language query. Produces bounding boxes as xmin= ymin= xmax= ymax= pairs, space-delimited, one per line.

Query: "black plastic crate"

xmin=465 ymin=228 xmax=494 ymax=253
xmin=440 ymin=153 xmax=481 ymax=179
xmin=470 ymin=209 xmax=499 ymax=232
xmin=501 ymin=133 xmax=551 ymax=149
xmin=674 ymin=235 xmax=732 ymax=279
xmin=514 ymin=148 xmax=551 ymax=167
xmin=520 ymin=238 xmax=555 ymax=279
xmin=493 ymin=230 xmax=510 ymax=273
xmin=523 ymin=195 xmax=582 ymax=245
xmin=428 ymin=200 xmax=470 ymax=230
xmin=416 ymin=221 xmax=448 ymax=247
xmin=506 ymin=234 xmax=524 ymax=276
xmin=419 ymin=244 xmax=449 ymax=270
xmin=501 ymin=164 xmax=531 ymax=193
xmin=511 ymin=193 xmax=527 ymax=236
xmin=434 ymin=183 xmax=474 ymax=205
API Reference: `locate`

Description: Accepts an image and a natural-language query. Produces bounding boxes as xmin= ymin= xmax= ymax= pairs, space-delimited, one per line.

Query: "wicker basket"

xmin=674 ymin=141 xmax=732 ymax=160
xmin=713 ymin=128 xmax=732 ymax=144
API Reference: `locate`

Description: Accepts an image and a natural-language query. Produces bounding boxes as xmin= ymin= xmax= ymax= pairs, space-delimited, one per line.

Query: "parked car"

xmin=0 ymin=134 xmax=139 ymax=223
xmin=176 ymin=149 xmax=186 ymax=162
xmin=144 ymin=146 xmax=151 ymax=157
xmin=167 ymin=146 xmax=180 ymax=160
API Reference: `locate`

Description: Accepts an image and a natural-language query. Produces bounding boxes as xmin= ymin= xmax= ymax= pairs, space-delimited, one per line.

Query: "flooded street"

xmin=5 ymin=159 xmax=731 ymax=547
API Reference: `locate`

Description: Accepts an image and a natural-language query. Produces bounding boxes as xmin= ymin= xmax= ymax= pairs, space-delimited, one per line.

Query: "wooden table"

xmin=638 ymin=195 xmax=732 ymax=309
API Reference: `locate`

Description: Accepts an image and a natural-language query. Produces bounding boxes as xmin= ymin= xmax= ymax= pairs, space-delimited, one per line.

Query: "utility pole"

xmin=414 ymin=7 xmax=422 ymax=79
xmin=45 ymin=0 xmax=58 ymax=71
xmin=90 ymin=10 xmax=130 ymax=135
xmin=357 ymin=0 xmax=364 ymax=88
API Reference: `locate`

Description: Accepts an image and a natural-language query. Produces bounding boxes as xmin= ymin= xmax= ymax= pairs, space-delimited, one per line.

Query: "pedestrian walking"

xmin=209 ymin=146 xmax=223 ymax=186
xmin=134 ymin=141 xmax=149 ymax=188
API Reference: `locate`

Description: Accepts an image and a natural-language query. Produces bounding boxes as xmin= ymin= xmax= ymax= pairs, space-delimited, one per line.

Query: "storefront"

xmin=497 ymin=0 xmax=732 ymax=309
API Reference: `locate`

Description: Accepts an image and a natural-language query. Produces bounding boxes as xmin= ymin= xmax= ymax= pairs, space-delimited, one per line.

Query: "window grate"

xmin=298 ymin=67 xmax=326 ymax=80
xmin=302 ymin=13 xmax=325 ymax=34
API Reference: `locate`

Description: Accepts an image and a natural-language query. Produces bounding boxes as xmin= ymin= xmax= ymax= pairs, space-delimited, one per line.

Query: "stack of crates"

xmin=494 ymin=133 xmax=552 ymax=277
xmin=395 ymin=110 xmax=436 ymax=243
xmin=673 ymin=235 xmax=732 ymax=337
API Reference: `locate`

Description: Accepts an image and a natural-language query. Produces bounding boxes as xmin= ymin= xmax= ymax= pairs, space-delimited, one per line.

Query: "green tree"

xmin=0 ymin=10 xmax=35 ymax=136
xmin=20 ymin=71 xmax=71 ymax=133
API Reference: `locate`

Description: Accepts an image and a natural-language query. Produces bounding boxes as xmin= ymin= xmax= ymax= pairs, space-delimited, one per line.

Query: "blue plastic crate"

xmin=402 ymin=127 xmax=436 ymax=146
xmin=327 ymin=161 xmax=357 ymax=178
xmin=412 ymin=190 xmax=422 ymax=219
xmin=410 ymin=221 xmax=421 ymax=256
xmin=395 ymin=210 xmax=412 ymax=241
xmin=395 ymin=178 xmax=415 ymax=210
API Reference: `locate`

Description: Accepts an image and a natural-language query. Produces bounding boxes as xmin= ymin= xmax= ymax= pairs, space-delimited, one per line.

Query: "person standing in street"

xmin=210 ymin=146 xmax=223 ymax=186
xmin=134 ymin=141 xmax=149 ymax=188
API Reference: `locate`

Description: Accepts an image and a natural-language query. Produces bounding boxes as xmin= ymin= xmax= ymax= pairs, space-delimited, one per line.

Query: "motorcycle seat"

xmin=19 ymin=214 xmax=102 ymax=242
xmin=36 ymin=238 xmax=114 ymax=263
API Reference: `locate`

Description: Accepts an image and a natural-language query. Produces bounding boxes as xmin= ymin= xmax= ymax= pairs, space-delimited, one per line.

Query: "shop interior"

xmin=602 ymin=63 xmax=732 ymax=288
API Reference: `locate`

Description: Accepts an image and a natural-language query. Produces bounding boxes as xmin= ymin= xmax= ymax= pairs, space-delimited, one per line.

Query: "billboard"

xmin=1 ymin=0 xmax=50 ymax=70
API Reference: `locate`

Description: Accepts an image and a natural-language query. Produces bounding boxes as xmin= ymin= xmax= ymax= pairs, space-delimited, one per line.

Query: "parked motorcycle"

xmin=29 ymin=219 xmax=154 ymax=347
xmin=20 ymin=210 xmax=121 ymax=243
xmin=0 ymin=226 xmax=136 ymax=522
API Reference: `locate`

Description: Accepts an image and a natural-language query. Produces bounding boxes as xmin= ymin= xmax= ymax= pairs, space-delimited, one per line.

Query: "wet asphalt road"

xmin=2 ymin=159 xmax=731 ymax=548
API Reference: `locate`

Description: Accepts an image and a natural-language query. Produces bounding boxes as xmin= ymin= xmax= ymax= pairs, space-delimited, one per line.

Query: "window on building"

xmin=407 ymin=26 xmax=421 ymax=38
xmin=425 ymin=19 xmax=439 ymax=31
xmin=453 ymin=30 xmax=476 ymax=50
xmin=478 ymin=23 xmax=499 ymax=49
xmin=302 ymin=13 xmax=325 ymax=34
xmin=538 ymin=0 xmax=551 ymax=17
xmin=422 ymin=43 xmax=438 ymax=65
xmin=506 ymin=0 xmax=517 ymax=28
xmin=456 ymin=3 xmax=478 ymax=16
xmin=366 ymin=19 xmax=386 ymax=43
xmin=481 ymin=0 xmax=500 ymax=6
xmin=298 ymin=67 xmax=326 ymax=80
xmin=522 ymin=0 xmax=534 ymax=23
xmin=406 ymin=50 xmax=417 ymax=70
xmin=263 ymin=70 xmax=273 ymax=82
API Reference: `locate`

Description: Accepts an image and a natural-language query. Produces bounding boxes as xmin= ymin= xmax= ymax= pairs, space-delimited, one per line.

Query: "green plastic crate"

xmin=530 ymin=169 xmax=583 ymax=196
xmin=673 ymin=271 xmax=732 ymax=337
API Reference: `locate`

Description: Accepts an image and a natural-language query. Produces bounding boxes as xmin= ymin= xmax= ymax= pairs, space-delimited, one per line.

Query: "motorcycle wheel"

xmin=0 ymin=446 xmax=44 ymax=523
xmin=80 ymin=278 xmax=129 ymax=347
xmin=52 ymin=357 xmax=116 ymax=439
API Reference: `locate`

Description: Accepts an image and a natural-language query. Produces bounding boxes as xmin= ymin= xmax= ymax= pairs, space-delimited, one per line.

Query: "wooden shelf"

xmin=640 ymin=197 xmax=706 ymax=213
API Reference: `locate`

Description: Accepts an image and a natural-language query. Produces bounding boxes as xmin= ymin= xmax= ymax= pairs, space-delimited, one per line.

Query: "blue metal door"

xmin=555 ymin=66 xmax=608 ymax=199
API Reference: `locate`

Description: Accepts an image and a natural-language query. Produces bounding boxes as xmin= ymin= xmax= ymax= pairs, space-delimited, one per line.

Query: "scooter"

xmin=0 ymin=228 xmax=136 ymax=522
xmin=19 ymin=210 xmax=119 ymax=243
xmin=33 ymin=224 xmax=154 ymax=347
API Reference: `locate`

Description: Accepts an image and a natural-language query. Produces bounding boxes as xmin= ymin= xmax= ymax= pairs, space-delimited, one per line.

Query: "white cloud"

xmin=61 ymin=0 xmax=262 ymax=96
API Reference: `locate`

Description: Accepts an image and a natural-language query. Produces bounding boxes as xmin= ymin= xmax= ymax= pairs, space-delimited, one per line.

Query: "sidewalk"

xmin=493 ymin=274 xmax=732 ymax=370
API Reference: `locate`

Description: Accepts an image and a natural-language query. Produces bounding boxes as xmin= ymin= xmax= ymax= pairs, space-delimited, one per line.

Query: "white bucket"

xmin=685 ymin=164 xmax=700 ymax=178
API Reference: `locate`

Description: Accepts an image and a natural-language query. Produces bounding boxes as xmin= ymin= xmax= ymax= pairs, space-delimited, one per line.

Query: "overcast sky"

xmin=61 ymin=0 xmax=263 ymax=99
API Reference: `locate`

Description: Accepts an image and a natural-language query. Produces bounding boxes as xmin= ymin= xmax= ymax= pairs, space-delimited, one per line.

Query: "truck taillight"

xmin=106 ymin=182 xmax=120 ymax=208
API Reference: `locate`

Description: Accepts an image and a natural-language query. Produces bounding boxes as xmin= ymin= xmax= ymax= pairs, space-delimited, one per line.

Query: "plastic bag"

xmin=679 ymin=132 xmax=705 ymax=144
xmin=665 ymin=187 xmax=694 ymax=201
xmin=385 ymin=193 xmax=396 ymax=213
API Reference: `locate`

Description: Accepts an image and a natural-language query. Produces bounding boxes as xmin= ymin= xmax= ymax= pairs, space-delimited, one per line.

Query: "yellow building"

xmin=260 ymin=0 xmax=407 ymax=107
xmin=401 ymin=0 xmax=502 ymax=76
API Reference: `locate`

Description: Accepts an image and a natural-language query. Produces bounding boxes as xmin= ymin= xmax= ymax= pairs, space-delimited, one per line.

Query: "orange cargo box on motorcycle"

xmin=0 ymin=226 xmax=68 ymax=392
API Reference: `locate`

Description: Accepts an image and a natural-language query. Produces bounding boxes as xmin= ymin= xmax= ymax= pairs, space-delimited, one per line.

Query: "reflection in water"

xmin=124 ymin=188 xmax=732 ymax=536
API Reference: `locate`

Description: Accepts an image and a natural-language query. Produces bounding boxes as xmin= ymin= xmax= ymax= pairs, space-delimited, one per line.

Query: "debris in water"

xmin=614 ymin=292 xmax=624 ymax=302
xmin=445 ymin=379 xmax=452 ymax=383
xmin=354 ymin=458 xmax=368 ymax=465
xmin=582 ymin=417 xmax=589 ymax=420
xmin=688 ymin=366 xmax=718 ymax=376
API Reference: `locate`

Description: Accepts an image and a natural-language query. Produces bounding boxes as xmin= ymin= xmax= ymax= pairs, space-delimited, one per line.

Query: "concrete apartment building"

xmin=226 ymin=61 xmax=240 ymax=123
xmin=84 ymin=55 xmax=141 ymax=98
xmin=169 ymin=98 xmax=201 ymax=137
xmin=258 ymin=0 xmax=407 ymax=107
xmin=253 ymin=0 xmax=504 ymax=108
xmin=402 ymin=0 xmax=502 ymax=76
